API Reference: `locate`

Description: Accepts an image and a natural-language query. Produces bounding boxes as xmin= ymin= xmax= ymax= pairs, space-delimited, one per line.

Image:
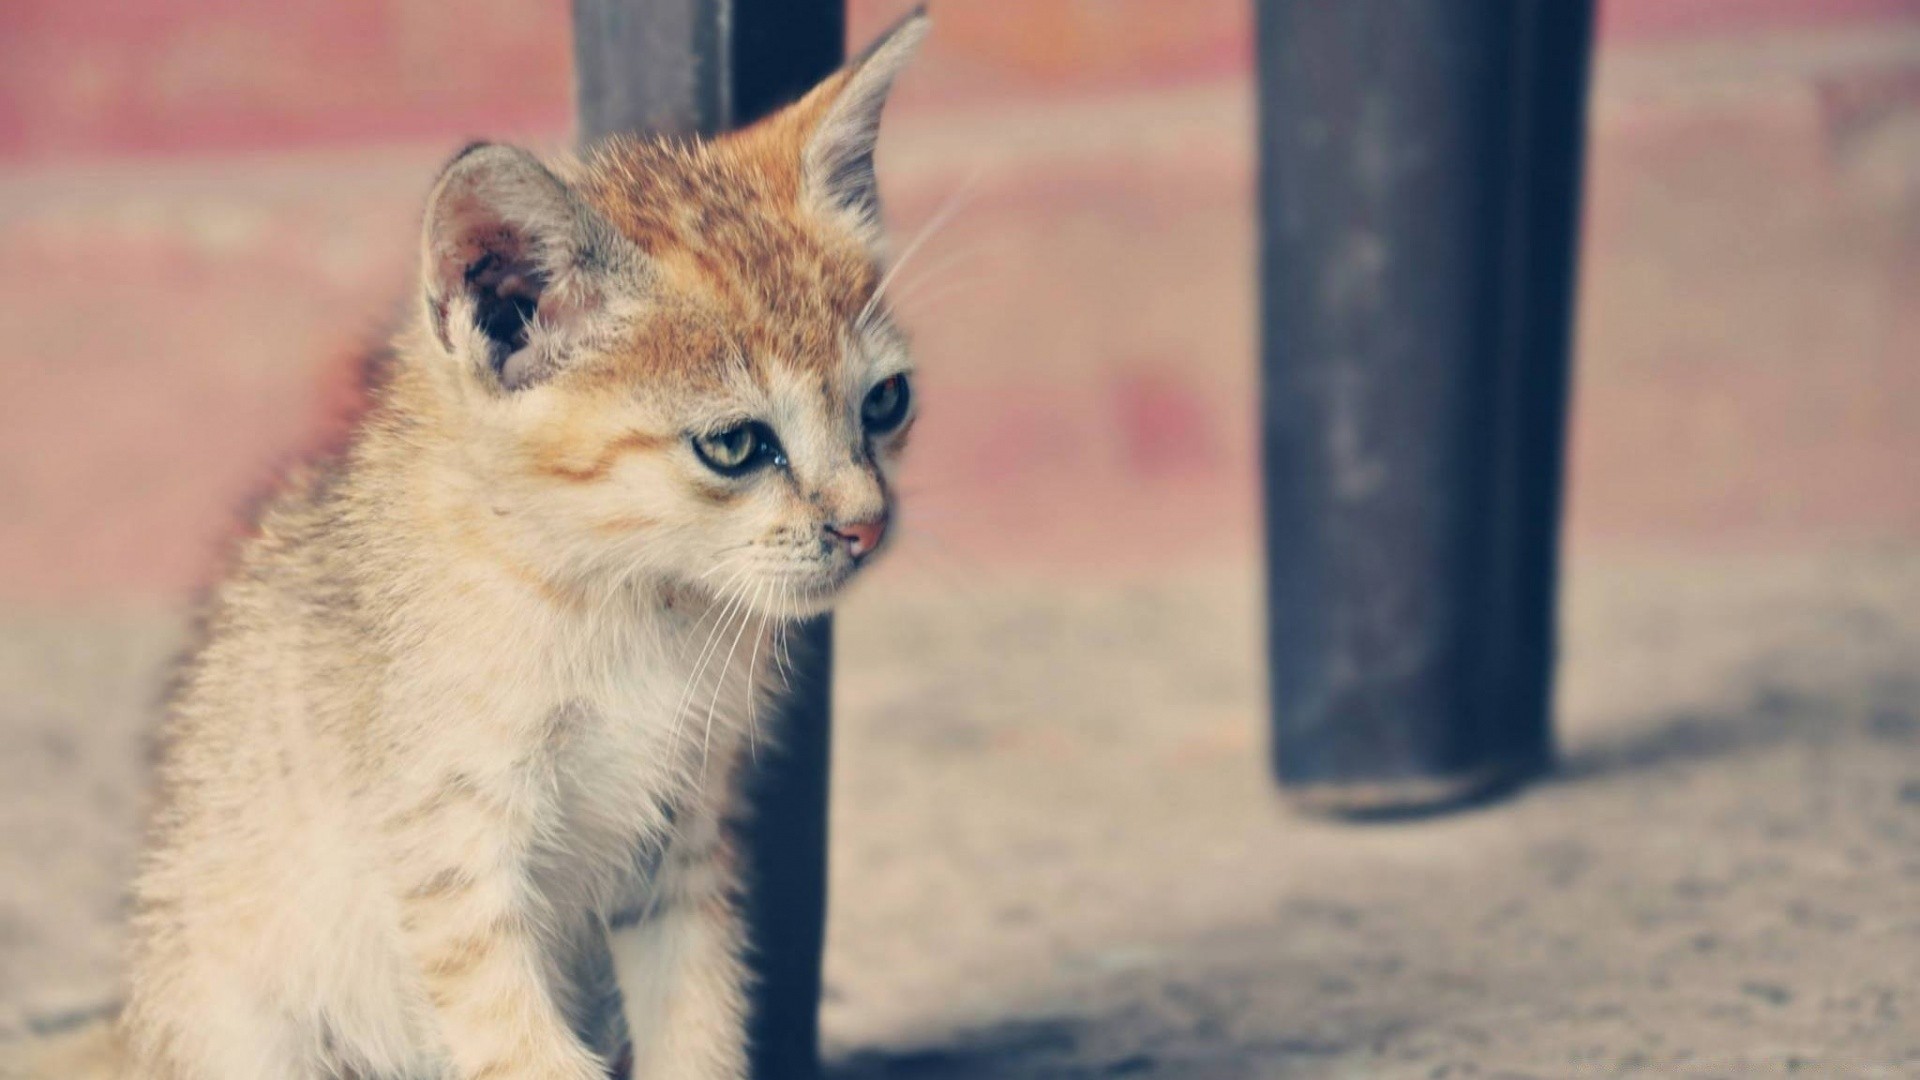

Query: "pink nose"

xmin=828 ymin=516 xmax=888 ymax=559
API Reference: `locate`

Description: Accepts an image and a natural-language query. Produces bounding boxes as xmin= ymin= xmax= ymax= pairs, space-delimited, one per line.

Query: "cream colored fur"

xmin=2 ymin=11 xmax=927 ymax=1079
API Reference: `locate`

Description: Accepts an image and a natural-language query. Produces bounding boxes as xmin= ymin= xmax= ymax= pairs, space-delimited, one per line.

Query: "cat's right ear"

xmin=420 ymin=143 xmax=633 ymax=390
xmin=788 ymin=8 xmax=928 ymax=249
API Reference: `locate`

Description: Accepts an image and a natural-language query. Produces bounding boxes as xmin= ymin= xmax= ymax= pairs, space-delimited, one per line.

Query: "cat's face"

xmin=416 ymin=14 xmax=926 ymax=619
xmin=498 ymin=246 xmax=917 ymax=619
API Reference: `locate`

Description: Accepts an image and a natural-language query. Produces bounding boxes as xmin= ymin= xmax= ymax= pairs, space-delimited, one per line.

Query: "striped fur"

xmin=5 ymin=12 xmax=928 ymax=1080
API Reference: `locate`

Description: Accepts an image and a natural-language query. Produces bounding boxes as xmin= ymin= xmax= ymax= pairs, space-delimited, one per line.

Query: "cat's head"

xmin=411 ymin=11 xmax=927 ymax=619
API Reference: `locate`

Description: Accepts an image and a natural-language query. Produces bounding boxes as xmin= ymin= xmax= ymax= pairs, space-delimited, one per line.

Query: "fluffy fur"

xmin=4 ymin=11 xmax=927 ymax=1080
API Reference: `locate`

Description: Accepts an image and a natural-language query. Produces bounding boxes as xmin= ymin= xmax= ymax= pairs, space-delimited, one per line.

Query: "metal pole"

xmin=1258 ymin=1 xmax=1593 ymax=815
xmin=574 ymin=1 xmax=845 ymax=1075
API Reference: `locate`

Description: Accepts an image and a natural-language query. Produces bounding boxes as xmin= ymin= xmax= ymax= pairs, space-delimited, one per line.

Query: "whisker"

xmin=892 ymin=275 xmax=994 ymax=322
xmin=744 ymin=590 xmax=768 ymax=766
xmin=892 ymin=537 xmax=999 ymax=625
xmin=700 ymin=556 xmax=743 ymax=581
xmin=859 ymin=164 xmax=992 ymax=329
xmin=680 ymin=564 xmax=751 ymax=663
xmin=906 ymin=528 xmax=994 ymax=582
xmin=773 ymin=584 xmax=798 ymax=682
xmin=702 ymin=582 xmax=760 ymax=771
xmin=889 ymin=244 xmax=993 ymax=307
xmin=672 ymin=573 xmax=752 ymax=750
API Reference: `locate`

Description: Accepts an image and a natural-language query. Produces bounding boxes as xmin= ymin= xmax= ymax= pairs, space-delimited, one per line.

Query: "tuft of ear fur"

xmin=794 ymin=7 xmax=929 ymax=244
xmin=420 ymin=143 xmax=635 ymax=390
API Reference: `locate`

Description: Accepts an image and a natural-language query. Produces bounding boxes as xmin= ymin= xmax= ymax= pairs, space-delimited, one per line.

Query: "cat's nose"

xmin=826 ymin=515 xmax=888 ymax=560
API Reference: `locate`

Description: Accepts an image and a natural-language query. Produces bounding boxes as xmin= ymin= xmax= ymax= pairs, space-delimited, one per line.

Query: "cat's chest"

xmin=556 ymin=608 xmax=761 ymax=752
xmin=540 ymin=613 xmax=762 ymax=847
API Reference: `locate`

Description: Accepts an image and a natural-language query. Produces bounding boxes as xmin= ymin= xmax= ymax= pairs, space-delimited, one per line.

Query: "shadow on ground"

xmin=828 ymin=659 xmax=1920 ymax=1078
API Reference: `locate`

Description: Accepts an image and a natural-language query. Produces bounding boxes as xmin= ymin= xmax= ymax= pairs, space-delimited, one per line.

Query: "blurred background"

xmin=3 ymin=1 xmax=1918 ymax=1074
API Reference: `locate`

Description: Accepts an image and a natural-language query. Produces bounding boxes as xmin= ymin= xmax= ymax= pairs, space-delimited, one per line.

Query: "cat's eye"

xmin=862 ymin=374 xmax=912 ymax=435
xmin=692 ymin=422 xmax=784 ymax=477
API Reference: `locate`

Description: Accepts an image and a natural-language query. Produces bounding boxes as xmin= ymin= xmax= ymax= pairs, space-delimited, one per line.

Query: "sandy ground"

xmin=824 ymin=549 xmax=1920 ymax=1077
xmin=4 ymin=546 xmax=1918 ymax=1077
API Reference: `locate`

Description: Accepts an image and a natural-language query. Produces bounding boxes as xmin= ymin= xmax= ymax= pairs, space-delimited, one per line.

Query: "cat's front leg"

xmin=608 ymin=812 xmax=749 ymax=1080
xmin=384 ymin=782 xmax=608 ymax=1080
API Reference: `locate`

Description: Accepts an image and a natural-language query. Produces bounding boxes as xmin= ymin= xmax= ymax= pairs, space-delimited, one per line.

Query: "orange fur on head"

xmin=108 ymin=13 xmax=930 ymax=1080
xmin=389 ymin=7 xmax=930 ymax=616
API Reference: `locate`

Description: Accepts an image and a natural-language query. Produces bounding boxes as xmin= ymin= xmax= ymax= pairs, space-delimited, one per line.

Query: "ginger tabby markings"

xmin=4 ymin=12 xmax=926 ymax=1080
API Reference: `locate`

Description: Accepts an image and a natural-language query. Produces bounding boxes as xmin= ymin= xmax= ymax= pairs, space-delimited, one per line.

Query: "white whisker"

xmin=893 ymin=274 xmax=993 ymax=321
xmin=743 ymin=586 xmax=769 ymax=765
xmin=702 ymin=581 xmax=759 ymax=771
xmin=859 ymin=164 xmax=991 ymax=329
xmin=772 ymin=584 xmax=798 ymax=683
xmin=890 ymin=243 xmax=992 ymax=308
xmin=672 ymin=572 xmax=752 ymax=751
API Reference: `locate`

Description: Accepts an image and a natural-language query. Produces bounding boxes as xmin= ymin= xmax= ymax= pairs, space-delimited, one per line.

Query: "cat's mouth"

xmin=779 ymin=545 xmax=892 ymax=615
xmin=679 ymin=565 xmax=851 ymax=624
xmin=783 ymin=563 xmax=860 ymax=615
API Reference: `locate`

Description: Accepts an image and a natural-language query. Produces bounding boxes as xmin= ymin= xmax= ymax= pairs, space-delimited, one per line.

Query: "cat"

xmin=3 ymin=10 xmax=926 ymax=1079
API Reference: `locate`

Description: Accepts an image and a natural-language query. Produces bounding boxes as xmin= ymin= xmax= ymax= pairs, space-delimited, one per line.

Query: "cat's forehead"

xmin=587 ymin=284 xmax=893 ymax=404
xmin=575 ymin=137 xmax=878 ymax=320
xmin=569 ymin=135 xmax=884 ymax=391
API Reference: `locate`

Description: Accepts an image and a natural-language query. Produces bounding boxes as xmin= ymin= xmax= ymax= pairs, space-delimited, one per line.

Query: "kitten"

xmin=6 ymin=12 xmax=926 ymax=1080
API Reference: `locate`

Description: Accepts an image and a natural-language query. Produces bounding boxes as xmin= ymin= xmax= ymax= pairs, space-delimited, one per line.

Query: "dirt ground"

xmin=823 ymin=550 xmax=1920 ymax=1078
xmin=3 ymin=548 xmax=1918 ymax=1077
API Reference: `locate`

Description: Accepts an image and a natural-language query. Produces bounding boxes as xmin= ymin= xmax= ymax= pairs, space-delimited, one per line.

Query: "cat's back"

xmin=152 ymin=446 xmax=391 ymax=813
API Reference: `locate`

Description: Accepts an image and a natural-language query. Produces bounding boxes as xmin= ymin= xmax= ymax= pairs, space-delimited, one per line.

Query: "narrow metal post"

xmin=1258 ymin=1 xmax=1593 ymax=814
xmin=574 ymin=1 xmax=845 ymax=1075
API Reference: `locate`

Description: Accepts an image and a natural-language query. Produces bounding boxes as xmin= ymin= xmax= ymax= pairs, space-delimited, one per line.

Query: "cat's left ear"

xmin=420 ymin=142 xmax=639 ymax=391
xmin=790 ymin=7 xmax=929 ymax=245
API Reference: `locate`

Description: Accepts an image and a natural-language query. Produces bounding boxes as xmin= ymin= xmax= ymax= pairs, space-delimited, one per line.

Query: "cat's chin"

xmin=664 ymin=566 xmax=856 ymax=623
xmin=773 ymin=570 xmax=857 ymax=619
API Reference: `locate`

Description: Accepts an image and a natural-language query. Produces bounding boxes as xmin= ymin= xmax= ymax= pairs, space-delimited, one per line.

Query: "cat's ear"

xmin=420 ymin=143 xmax=632 ymax=390
xmin=791 ymin=7 xmax=929 ymax=244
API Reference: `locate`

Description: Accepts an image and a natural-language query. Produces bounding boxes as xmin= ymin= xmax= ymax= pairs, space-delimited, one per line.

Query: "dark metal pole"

xmin=574 ymin=1 xmax=845 ymax=1075
xmin=1258 ymin=1 xmax=1593 ymax=815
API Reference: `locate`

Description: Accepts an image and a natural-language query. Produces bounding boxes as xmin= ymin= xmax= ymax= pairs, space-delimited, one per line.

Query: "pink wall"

xmin=4 ymin=0 xmax=1916 ymax=162
xmin=3 ymin=0 xmax=1916 ymax=601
